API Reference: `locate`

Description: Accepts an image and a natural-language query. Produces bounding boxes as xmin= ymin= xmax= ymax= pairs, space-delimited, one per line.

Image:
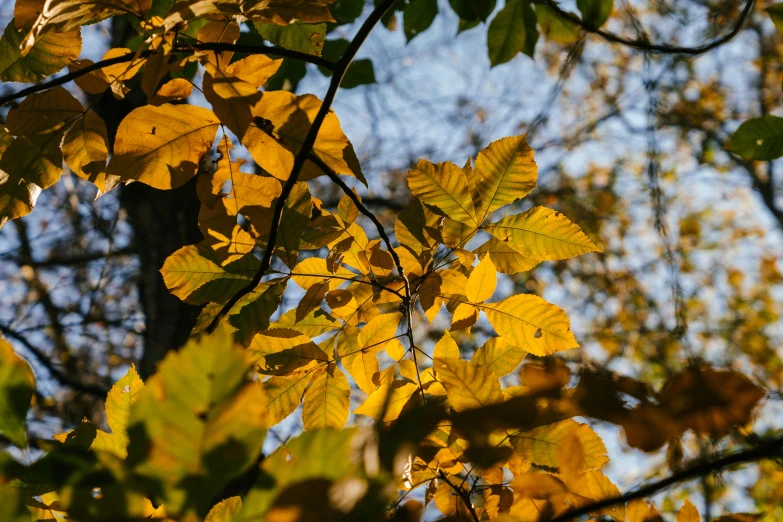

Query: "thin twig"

xmin=547 ymin=434 xmax=783 ymax=522
xmin=308 ymin=153 xmax=425 ymax=403
xmin=0 ymin=325 xmax=109 ymax=397
xmin=438 ymin=470 xmax=480 ymax=522
xmin=541 ymin=0 xmax=754 ymax=56
xmin=206 ymin=0 xmax=401 ymax=334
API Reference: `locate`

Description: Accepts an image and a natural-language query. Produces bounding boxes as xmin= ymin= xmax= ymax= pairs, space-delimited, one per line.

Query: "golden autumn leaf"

xmin=91 ymin=365 xmax=144 ymax=458
xmin=291 ymin=257 xmax=356 ymax=290
xmin=466 ymin=254 xmax=497 ymax=303
xmin=62 ymin=110 xmax=113 ymax=191
xmin=260 ymin=373 xmax=311 ymax=427
xmin=484 ymin=294 xmax=579 ymax=356
xmin=434 ymin=357 xmax=503 ymax=412
xmin=474 ymin=236 xmax=541 ymax=274
xmin=434 ymin=330 xmax=460 ymax=359
xmin=0 ymin=20 xmax=81 ymax=83
xmin=242 ymin=91 xmax=365 ymax=183
xmin=677 ymin=500 xmax=701 ymax=522
xmin=354 ymin=379 xmax=419 ymax=422
xmin=471 ymin=336 xmax=526 ymax=377
xmin=5 ymin=86 xmax=83 ymax=136
xmin=408 ymin=159 xmax=478 ymax=227
xmin=484 ymin=206 xmax=600 ymax=261
xmin=108 ymin=104 xmax=220 ymax=189
xmin=150 ymin=78 xmax=194 ymax=105
xmin=250 ymin=328 xmax=329 ymax=376
xmin=302 ymin=363 xmax=350 ymax=429
xmin=358 ymin=312 xmax=402 ymax=352
xmin=471 ymin=134 xmax=537 ymax=222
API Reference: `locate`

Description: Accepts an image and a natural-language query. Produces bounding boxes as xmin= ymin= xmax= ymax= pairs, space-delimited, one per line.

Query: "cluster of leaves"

xmin=0 ymin=0 xmax=775 ymax=521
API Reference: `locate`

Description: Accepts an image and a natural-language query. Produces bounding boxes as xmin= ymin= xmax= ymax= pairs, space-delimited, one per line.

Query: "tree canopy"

xmin=0 ymin=0 xmax=782 ymax=521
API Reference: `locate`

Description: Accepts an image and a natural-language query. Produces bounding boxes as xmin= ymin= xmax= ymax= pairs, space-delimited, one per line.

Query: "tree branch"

xmin=541 ymin=0 xmax=755 ymax=56
xmin=308 ymin=153 xmax=425 ymax=402
xmin=438 ymin=470 xmax=480 ymax=522
xmin=548 ymin=434 xmax=783 ymax=522
xmin=0 ymin=325 xmax=109 ymax=398
xmin=206 ymin=0 xmax=401 ymax=334
xmin=0 ymin=43 xmax=336 ymax=108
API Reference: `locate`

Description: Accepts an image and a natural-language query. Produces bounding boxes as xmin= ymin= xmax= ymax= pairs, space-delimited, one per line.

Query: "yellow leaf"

xmin=677 ymin=500 xmax=701 ymax=522
xmin=5 ymin=86 xmax=83 ymax=136
xmin=206 ymin=496 xmax=242 ymax=522
xmin=108 ymin=104 xmax=220 ymax=189
xmin=101 ymin=47 xmax=146 ymax=83
xmin=354 ymin=379 xmax=419 ymax=422
xmin=385 ymin=338 xmax=407 ymax=361
xmin=249 ymin=328 xmax=329 ymax=375
xmin=484 ymin=206 xmax=599 ymax=261
xmin=243 ymin=91 xmax=365 ymax=184
xmin=291 ymin=257 xmax=356 ymax=290
xmin=198 ymin=20 xmax=240 ymax=69
xmin=261 ymin=373 xmax=311 ymax=426
xmin=471 ymin=337 xmax=526 ymax=377
xmin=471 ymin=135 xmax=537 ymax=222
xmin=450 ymin=302 xmax=479 ymax=331
xmin=204 ymin=54 xmax=282 ymax=138
xmin=0 ymin=335 xmax=36 ymax=448
xmin=511 ymin=420 xmax=608 ymax=472
xmin=398 ymin=359 xmax=419 ymax=383
xmin=22 ymin=0 xmax=150 ymax=43
xmin=627 ymin=500 xmax=662 ymax=522
xmin=474 ymin=236 xmax=540 ymax=274
xmin=434 ymin=330 xmax=460 ymax=359
xmin=433 ymin=357 xmax=503 ymax=412
xmin=566 ymin=470 xmax=624 ymax=522
xmin=408 ymin=159 xmax=478 ymax=226
xmin=348 ymin=350 xmax=380 ymax=395
xmin=418 ymin=268 xmax=468 ymax=322
xmin=358 ymin=312 xmax=402 ymax=351
xmin=150 ymin=78 xmax=194 ymax=105
xmin=483 ymin=294 xmax=579 ymax=356
xmin=92 ymin=365 xmax=144 ymax=458
xmin=466 ymin=254 xmax=497 ymax=303
xmin=302 ymin=363 xmax=350 ymax=429
xmin=0 ymin=20 xmax=81 ymax=83
xmin=0 ymin=132 xmax=64 ymax=191
xmin=271 ymin=307 xmax=340 ymax=338
xmin=296 ymin=281 xmax=329 ymax=322
xmin=63 ymin=110 xmax=113 ymax=191
xmin=557 ymin=429 xmax=585 ymax=479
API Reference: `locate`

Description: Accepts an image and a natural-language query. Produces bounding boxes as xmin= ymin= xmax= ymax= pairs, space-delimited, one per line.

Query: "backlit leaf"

xmin=484 ymin=206 xmax=599 ymax=261
xmin=408 ymin=159 xmax=478 ymax=226
xmin=302 ymin=363 xmax=350 ymax=429
xmin=260 ymin=373 xmax=311 ymax=426
xmin=433 ymin=357 xmax=503 ymax=411
xmin=511 ymin=419 xmax=608 ymax=472
xmin=0 ymin=336 xmax=35 ymax=448
xmin=358 ymin=312 xmax=402 ymax=351
xmin=0 ymin=20 xmax=81 ymax=83
xmin=471 ymin=336 xmax=526 ymax=377
xmin=62 ymin=110 xmax=112 ymax=191
xmin=466 ymin=254 xmax=497 ymax=303
xmin=726 ymin=115 xmax=783 ymax=161
xmin=434 ymin=330 xmax=460 ymax=359
xmin=254 ymin=21 xmax=326 ymax=56
xmin=677 ymin=500 xmax=701 ymax=522
xmin=472 ymin=134 xmax=537 ymax=222
xmin=108 ymin=104 xmax=220 ymax=189
xmin=91 ymin=365 xmax=144 ymax=458
xmin=127 ymin=328 xmax=267 ymax=516
xmin=484 ymin=294 xmax=579 ymax=356
xmin=243 ymin=91 xmax=365 ymax=184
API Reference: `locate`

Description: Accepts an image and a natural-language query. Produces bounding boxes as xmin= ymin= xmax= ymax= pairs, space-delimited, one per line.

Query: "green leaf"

xmin=0 ymin=336 xmax=35 ymax=447
xmin=0 ymin=20 xmax=81 ymax=83
xmin=449 ymin=0 xmax=496 ymax=22
xmin=535 ymin=4 xmax=582 ymax=44
xmin=331 ymin=0 xmax=365 ymax=25
xmin=726 ymin=115 xmax=783 ymax=160
xmin=254 ymin=21 xmax=326 ymax=56
xmin=487 ymin=0 xmax=537 ymax=66
xmin=240 ymin=429 xmax=361 ymax=519
xmin=577 ymin=0 xmax=613 ymax=28
xmin=319 ymin=38 xmax=376 ymax=88
xmin=206 ymin=496 xmax=242 ymax=522
xmin=126 ymin=327 xmax=267 ymax=516
xmin=404 ymin=0 xmax=438 ymax=41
